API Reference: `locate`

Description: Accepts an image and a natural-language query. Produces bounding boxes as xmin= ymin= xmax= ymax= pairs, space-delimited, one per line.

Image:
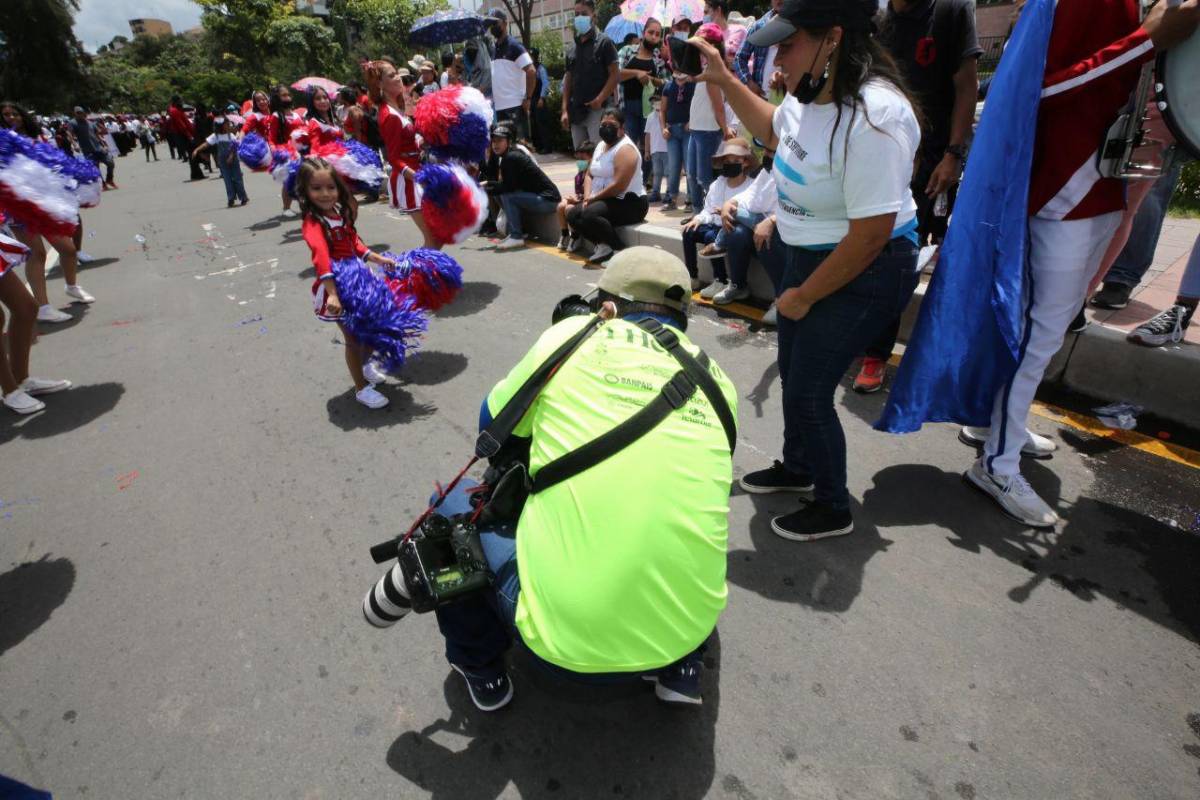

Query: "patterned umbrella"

xmin=604 ymin=15 xmax=643 ymax=45
xmin=410 ymin=9 xmax=490 ymax=46
xmin=625 ymin=0 xmax=703 ymax=24
xmin=292 ymin=76 xmax=343 ymax=95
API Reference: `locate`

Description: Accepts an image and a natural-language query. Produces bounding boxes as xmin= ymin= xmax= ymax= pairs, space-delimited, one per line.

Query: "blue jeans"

xmin=686 ymin=129 xmax=722 ymax=209
xmin=623 ymin=99 xmax=646 ymax=155
xmin=1182 ymin=233 xmax=1200 ymax=299
xmin=776 ymin=239 xmax=920 ymax=511
xmin=665 ymin=123 xmax=691 ymax=203
xmin=431 ymin=480 xmax=706 ymax=683
xmin=716 ymin=209 xmax=766 ymax=289
xmin=499 ymin=191 xmax=559 ymax=238
xmin=648 ymin=152 xmax=667 ymax=199
xmin=682 ymin=223 xmax=725 ymax=280
xmin=1105 ymin=150 xmax=1188 ymax=288
xmin=216 ymin=143 xmax=248 ymax=204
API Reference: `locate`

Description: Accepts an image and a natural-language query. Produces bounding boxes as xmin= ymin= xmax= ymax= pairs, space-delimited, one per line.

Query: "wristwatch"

xmin=946 ymin=144 xmax=967 ymax=160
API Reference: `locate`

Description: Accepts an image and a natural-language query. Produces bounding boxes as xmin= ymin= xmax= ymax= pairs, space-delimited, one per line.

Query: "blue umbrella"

xmin=410 ymin=9 xmax=490 ymax=47
xmin=604 ymin=16 xmax=643 ymax=45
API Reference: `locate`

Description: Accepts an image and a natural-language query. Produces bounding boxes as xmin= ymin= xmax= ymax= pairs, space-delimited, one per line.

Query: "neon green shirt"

xmin=486 ymin=316 xmax=737 ymax=672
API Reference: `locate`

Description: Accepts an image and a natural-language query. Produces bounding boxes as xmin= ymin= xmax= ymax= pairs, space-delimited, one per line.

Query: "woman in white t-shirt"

xmin=690 ymin=0 xmax=922 ymax=541
xmin=565 ymin=108 xmax=649 ymax=265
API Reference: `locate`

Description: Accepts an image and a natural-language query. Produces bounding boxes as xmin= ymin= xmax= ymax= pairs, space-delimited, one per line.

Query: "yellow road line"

xmin=523 ymin=238 xmax=1199 ymax=469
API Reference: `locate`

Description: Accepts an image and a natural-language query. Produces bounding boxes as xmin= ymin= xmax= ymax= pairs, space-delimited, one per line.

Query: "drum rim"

xmin=1157 ymin=50 xmax=1200 ymax=161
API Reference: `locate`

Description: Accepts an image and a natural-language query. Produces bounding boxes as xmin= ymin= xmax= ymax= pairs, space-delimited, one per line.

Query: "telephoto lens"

xmin=363 ymin=562 xmax=413 ymax=628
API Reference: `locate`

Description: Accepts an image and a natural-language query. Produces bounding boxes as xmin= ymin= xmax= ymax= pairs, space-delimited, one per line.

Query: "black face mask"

xmin=720 ymin=162 xmax=743 ymax=178
xmin=761 ymin=155 xmax=774 ymax=172
xmin=599 ymin=124 xmax=619 ymax=145
xmin=643 ymin=37 xmax=659 ymax=49
xmin=792 ymin=44 xmax=831 ymax=104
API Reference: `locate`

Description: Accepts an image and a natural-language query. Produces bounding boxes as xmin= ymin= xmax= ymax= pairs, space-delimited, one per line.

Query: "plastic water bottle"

xmin=933 ymin=191 xmax=949 ymax=218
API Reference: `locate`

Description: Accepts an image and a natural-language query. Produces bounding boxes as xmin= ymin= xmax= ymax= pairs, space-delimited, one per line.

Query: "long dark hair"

xmin=0 ymin=100 xmax=38 ymax=138
xmin=804 ymin=22 xmax=922 ymax=166
xmin=306 ymin=87 xmax=335 ymax=126
xmin=268 ymin=84 xmax=292 ymax=145
xmin=296 ymin=157 xmax=359 ymax=244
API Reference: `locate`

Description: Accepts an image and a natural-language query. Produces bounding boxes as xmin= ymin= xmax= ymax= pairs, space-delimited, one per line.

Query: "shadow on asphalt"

xmin=0 ymin=382 xmax=124 ymax=446
xmin=246 ymin=218 xmax=281 ymax=232
xmin=34 ymin=304 xmax=90 ymax=334
xmin=728 ymin=495 xmax=892 ymax=613
xmin=862 ymin=463 xmax=1200 ymax=642
xmin=435 ymin=282 xmax=501 ymax=319
xmin=325 ymin=386 xmax=435 ymax=430
xmin=0 ymin=556 xmax=76 ymax=658
xmin=386 ymin=634 xmax=721 ymax=799
xmin=77 ymin=256 xmax=121 ymax=271
xmin=297 ymin=265 xmax=316 ymax=280
xmin=401 ymin=351 xmax=469 ymax=387
xmin=744 ymin=361 xmax=779 ymax=420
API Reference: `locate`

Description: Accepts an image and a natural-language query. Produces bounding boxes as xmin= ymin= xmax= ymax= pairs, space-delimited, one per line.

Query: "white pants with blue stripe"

xmin=984 ymin=211 xmax=1121 ymax=477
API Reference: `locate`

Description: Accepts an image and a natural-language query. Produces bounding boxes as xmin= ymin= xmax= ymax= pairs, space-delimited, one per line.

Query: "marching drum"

xmin=1157 ymin=20 xmax=1200 ymax=160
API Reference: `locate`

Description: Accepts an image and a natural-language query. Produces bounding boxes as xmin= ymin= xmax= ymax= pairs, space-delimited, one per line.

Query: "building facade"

xmin=128 ymin=18 xmax=173 ymax=38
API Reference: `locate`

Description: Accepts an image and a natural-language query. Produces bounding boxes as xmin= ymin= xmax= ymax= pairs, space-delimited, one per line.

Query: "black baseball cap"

xmin=748 ymin=0 xmax=877 ymax=47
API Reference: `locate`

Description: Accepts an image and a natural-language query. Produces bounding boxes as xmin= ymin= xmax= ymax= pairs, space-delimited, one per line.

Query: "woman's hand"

xmin=753 ymin=215 xmax=775 ymax=250
xmin=683 ymin=217 xmax=701 ymax=232
xmin=637 ymin=71 xmax=650 ymax=86
xmin=720 ymin=199 xmax=738 ymax=231
xmin=687 ymin=36 xmax=733 ymax=88
xmin=776 ymin=287 xmax=812 ymax=321
xmin=325 ymin=288 xmax=343 ymax=317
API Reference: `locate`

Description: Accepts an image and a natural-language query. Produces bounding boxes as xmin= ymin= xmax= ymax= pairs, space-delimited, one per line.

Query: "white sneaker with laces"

xmin=959 ymin=426 xmax=1058 ymax=459
xmin=3 ymin=390 xmax=45 ymax=415
xmin=699 ymin=280 xmax=727 ymax=301
xmin=712 ymin=284 xmax=750 ymax=305
xmin=77 ymin=251 xmax=95 ymax=263
xmin=760 ymin=302 xmax=778 ymax=326
xmin=495 ymin=236 xmax=525 ymax=251
xmin=362 ymin=360 xmax=387 ymax=385
xmin=355 ymin=385 xmax=389 ymax=409
xmin=37 ymin=304 xmax=72 ymax=323
xmin=65 ymin=285 xmax=94 ymax=303
xmin=1127 ymin=304 xmax=1193 ymax=347
xmin=20 ymin=377 xmax=71 ymax=396
xmin=589 ymin=244 xmax=615 ymax=263
xmin=965 ymin=459 xmax=1058 ymax=528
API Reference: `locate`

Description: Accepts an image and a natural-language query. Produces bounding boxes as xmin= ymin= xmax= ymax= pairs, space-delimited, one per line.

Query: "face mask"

xmin=762 ymin=155 xmax=774 ymax=172
xmin=599 ymin=124 xmax=619 ymax=145
xmin=574 ymin=15 xmax=593 ymax=35
xmin=793 ymin=44 xmax=832 ymax=104
xmin=643 ymin=36 xmax=658 ymax=48
xmin=720 ymin=162 xmax=743 ymax=178
xmin=673 ymin=31 xmax=688 ymax=40
xmin=702 ymin=14 xmax=712 ymax=23
xmin=576 ymin=159 xmax=589 ymax=171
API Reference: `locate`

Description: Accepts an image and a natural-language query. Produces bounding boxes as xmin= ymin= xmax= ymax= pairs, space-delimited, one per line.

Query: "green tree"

xmin=266 ymin=15 xmax=345 ymax=78
xmin=332 ymin=0 xmax=448 ymax=73
xmin=194 ymin=0 xmax=294 ymax=84
xmin=531 ymin=29 xmax=565 ymax=78
xmin=0 ymin=0 xmax=88 ymax=112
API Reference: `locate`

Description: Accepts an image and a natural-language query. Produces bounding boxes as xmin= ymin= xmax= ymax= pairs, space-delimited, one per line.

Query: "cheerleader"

xmin=0 ymin=101 xmax=94 ymax=323
xmin=268 ymin=84 xmax=306 ymax=217
xmin=299 ymin=87 xmax=343 ymax=150
xmin=367 ymin=60 xmax=439 ymax=248
xmin=241 ymin=90 xmax=272 ymax=138
xmin=0 ymin=222 xmax=71 ymax=414
xmin=297 ymin=158 xmax=421 ymax=410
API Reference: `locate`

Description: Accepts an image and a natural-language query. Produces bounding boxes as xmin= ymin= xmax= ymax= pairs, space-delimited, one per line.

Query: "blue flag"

xmin=875 ymin=0 xmax=1057 ymax=434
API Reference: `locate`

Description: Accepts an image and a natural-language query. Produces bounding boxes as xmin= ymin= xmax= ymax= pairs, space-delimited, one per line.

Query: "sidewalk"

xmin=532 ymin=152 xmax=1200 ymax=428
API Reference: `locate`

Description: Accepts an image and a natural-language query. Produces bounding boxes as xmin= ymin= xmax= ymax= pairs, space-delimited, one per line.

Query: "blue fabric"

xmin=665 ymin=122 xmax=690 ymax=202
xmin=0 ymin=775 xmax=52 ymax=800
xmin=733 ymin=10 xmax=777 ymax=89
xmin=603 ymin=16 xmax=643 ymax=46
xmin=875 ymin=0 xmax=1056 ymax=434
xmin=410 ymin=9 xmax=489 ymax=46
xmin=686 ymin=129 xmax=722 ymax=210
xmin=499 ymin=191 xmax=558 ymax=237
xmin=682 ymin=223 xmax=724 ymax=279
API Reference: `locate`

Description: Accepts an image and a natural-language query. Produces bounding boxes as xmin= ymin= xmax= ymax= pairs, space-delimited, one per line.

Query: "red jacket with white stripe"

xmin=1029 ymin=0 xmax=1155 ymax=220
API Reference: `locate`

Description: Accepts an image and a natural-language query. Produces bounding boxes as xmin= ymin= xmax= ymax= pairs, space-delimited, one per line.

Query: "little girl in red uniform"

xmin=298 ymin=158 xmax=401 ymax=409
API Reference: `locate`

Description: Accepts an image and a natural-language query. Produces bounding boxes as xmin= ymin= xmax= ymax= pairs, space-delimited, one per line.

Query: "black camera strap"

xmin=530 ymin=317 xmax=736 ymax=494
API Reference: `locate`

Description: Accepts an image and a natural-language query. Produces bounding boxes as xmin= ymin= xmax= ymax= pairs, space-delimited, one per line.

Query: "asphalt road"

xmin=2 ymin=155 xmax=1199 ymax=800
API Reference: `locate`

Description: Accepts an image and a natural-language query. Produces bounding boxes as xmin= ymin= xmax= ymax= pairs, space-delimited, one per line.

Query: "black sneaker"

xmin=644 ymin=658 xmax=703 ymax=706
xmin=1127 ymin=304 xmax=1194 ymax=347
xmin=770 ymin=501 xmax=854 ymax=541
xmin=739 ymin=460 xmax=814 ymax=494
xmin=1090 ymin=282 xmax=1132 ymax=310
xmin=450 ymin=663 xmax=513 ymax=711
xmin=1068 ymin=305 xmax=1089 ymax=334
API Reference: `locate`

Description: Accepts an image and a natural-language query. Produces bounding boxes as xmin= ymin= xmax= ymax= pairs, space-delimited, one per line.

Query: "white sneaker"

xmin=20 ymin=377 xmax=71 ymax=396
xmin=495 ymin=236 xmax=525 ymax=251
xmin=958 ymin=426 xmax=1058 ymax=459
xmin=37 ymin=304 xmax=73 ymax=323
xmin=760 ymin=302 xmax=778 ymax=326
xmin=712 ymin=284 xmax=750 ymax=305
xmin=699 ymin=280 xmax=727 ymax=301
xmin=964 ymin=459 xmax=1058 ymax=528
xmin=355 ymin=385 xmax=389 ymax=409
xmin=281 ymin=208 xmax=299 ymax=218
xmin=589 ymin=244 xmax=615 ymax=264
xmin=362 ymin=360 xmax=388 ymax=385
xmin=567 ymin=236 xmax=586 ymax=254
xmin=77 ymin=251 xmax=95 ymax=263
xmin=557 ymin=234 xmax=570 ymax=251
xmin=65 ymin=285 xmax=94 ymax=304
xmin=3 ymin=390 xmax=44 ymax=415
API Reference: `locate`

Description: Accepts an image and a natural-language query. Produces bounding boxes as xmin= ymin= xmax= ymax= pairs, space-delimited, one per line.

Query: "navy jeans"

xmin=432 ymin=480 xmax=706 ymax=683
xmin=682 ymin=223 xmax=725 ymax=279
xmin=216 ymin=143 xmax=248 ymax=204
xmin=776 ymin=239 xmax=920 ymax=510
xmin=1105 ymin=150 xmax=1188 ymax=288
xmin=686 ymin=129 xmax=722 ymax=209
xmin=719 ymin=209 xmax=766 ymax=289
xmin=499 ymin=191 xmax=559 ymax=238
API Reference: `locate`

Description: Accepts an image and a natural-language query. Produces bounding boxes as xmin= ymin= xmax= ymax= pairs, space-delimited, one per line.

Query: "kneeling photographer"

xmin=364 ymin=247 xmax=738 ymax=711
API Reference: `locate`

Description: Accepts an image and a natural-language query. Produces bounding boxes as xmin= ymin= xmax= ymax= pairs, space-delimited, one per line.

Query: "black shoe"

xmin=1090 ymin=282 xmax=1132 ymax=310
xmin=450 ymin=663 xmax=513 ymax=711
xmin=738 ymin=460 xmax=814 ymax=494
xmin=1067 ymin=305 xmax=1089 ymax=334
xmin=771 ymin=501 xmax=854 ymax=541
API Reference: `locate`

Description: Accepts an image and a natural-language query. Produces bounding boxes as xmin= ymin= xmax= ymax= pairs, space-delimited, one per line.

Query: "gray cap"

xmin=598 ymin=246 xmax=692 ymax=313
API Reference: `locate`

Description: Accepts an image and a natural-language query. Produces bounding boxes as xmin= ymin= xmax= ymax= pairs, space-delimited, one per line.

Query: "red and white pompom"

xmin=412 ymin=85 xmax=494 ymax=165
xmin=415 ymin=163 xmax=488 ymax=246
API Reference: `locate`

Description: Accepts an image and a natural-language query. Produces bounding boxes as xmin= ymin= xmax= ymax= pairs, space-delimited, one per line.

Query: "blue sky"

xmin=74 ymin=0 xmax=203 ymax=52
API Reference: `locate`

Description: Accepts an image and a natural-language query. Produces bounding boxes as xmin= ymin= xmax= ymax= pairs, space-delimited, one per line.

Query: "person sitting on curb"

xmin=483 ymin=124 xmax=562 ymax=251
xmin=681 ymin=138 xmax=758 ymax=298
